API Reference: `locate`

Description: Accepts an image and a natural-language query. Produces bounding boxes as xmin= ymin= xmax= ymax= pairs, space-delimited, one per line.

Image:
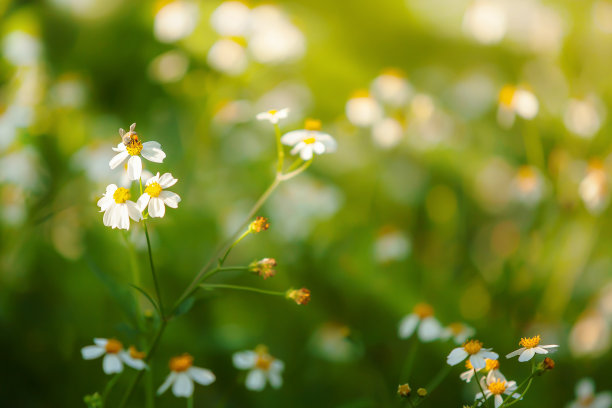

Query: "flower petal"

xmin=148 ymin=197 xmax=166 ymax=218
xmin=494 ymin=394 xmax=503 ymax=408
xmin=172 ymin=373 xmax=194 ymax=397
xmin=268 ymin=370 xmax=283 ymax=389
xmin=470 ymin=354 xmax=486 ymax=370
xmin=281 ymin=130 xmax=307 ymax=146
xmin=188 ymin=367 xmax=216 ymax=386
xmin=418 ymin=316 xmax=442 ymax=342
xmin=398 ymin=314 xmax=418 ymax=339
xmin=233 ymin=351 xmax=257 ymax=369
xmin=576 ymin=378 xmax=595 ymax=399
xmin=505 ymin=348 xmax=525 ymax=359
xmin=157 ymin=372 xmax=177 ymax=395
xmin=518 ymin=348 xmax=536 ymax=362
xmin=299 ymin=145 xmax=314 ymax=160
xmin=81 ymin=346 xmax=105 ymax=360
xmin=479 ymin=350 xmax=499 ymax=360
xmin=112 ymin=143 xmax=127 ymax=152
xmin=126 ymin=201 xmax=143 ymax=222
xmin=127 ymin=155 xmax=142 ymax=181
xmin=136 ymin=193 xmax=151 ymax=213
xmin=245 ymin=369 xmax=266 ymax=391
xmin=141 ymin=141 xmax=166 ymax=163
xmin=446 ymin=347 xmax=469 ymax=366
xmin=109 ymin=151 xmax=129 ymax=170
xmin=160 ymin=191 xmax=181 ymax=208
xmin=158 ymin=173 xmax=178 ymax=188
xmin=103 ymin=354 xmax=123 ymax=374
xmin=317 ymin=133 xmax=337 ymax=152
xmin=120 ymin=351 xmax=146 ymax=370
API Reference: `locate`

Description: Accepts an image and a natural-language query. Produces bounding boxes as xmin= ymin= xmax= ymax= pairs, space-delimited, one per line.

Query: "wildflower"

xmin=233 ymin=345 xmax=284 ymax=391
xmin=249 ymin=258 xmax=277 ymax=279
xmin=505 ymin=335 xmax=558 ymax=362
xmin=475 ymin=378 xmax=520 ymax=408
xmin=442 ymin=322 xmax=476 ymax=345
xmin=109 ymin=123 xmax=166 ymax=181
xmin=281 ymin=118 xmax=337 ymax=161
xmin=579 ymin=159 xmax=609 ymax=214
xmin=345 ymin=90 xmax=382 ymax=127
xmin=398 ymin=303 xmax=442 ymax=342
xmin=256 ymin=108 xmax=290 ymax=124
xmin=157 ymin=353 xmax=215 ymax=398
xmin=136 ymin=172 xmax=181 ymax=218
xmin=536 ymin=357 xmax=555 ymax=374
xmin=568 ymin=378 xmax=612 ymax=408
xmin=512 ymin=165 xmax=544 ymax=205
xmin=286 ymin=288 xmax=311 ymax=305
xmin=417 ymin=388 xmax=427 ymax=397
xmin=97 ymin=184 xmax=143 ymax=230
xmin=484 ymin=358 xmax=506 ymax=383
xmin=397 ymin=383 xmax=411 ymax=397
xmin=81 ymin=338 xmax=146 ymax=374
xmin=371 ymin=68 xmax=412 ymax=107
xmin=447 ymin=339 xmax=499 ymax=370
xmin=249 ymin=216 xmax=269 ymax=233
xmin=459 ymin=360 xmax=479 ymax=383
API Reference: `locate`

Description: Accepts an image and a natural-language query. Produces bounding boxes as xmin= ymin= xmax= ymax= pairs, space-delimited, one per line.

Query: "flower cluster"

xmin=398 ymin=302 xmax=474 ymax=344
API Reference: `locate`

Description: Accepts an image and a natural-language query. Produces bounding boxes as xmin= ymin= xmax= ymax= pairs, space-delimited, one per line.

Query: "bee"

xmin=119 ymin=123 xmax=138 ymax=146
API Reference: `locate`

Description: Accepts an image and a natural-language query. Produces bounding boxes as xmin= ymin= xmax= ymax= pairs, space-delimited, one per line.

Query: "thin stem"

xmin=473 ymin=369 xmax=492 ymax=408
xmin=143 ymin=221 xmax=165 ymax=318
xmin=499 ymin=361 xmax=537 ymax=408
xmin=219 ymin=230 xmax=250 ymax=266
xmin=424 ymin=365 xmax=452 ymax=396
xmin=200 ymin=283 xmax=286 ymax=297
xmin=187 ymin=395 xmax=194 ymax=408
xmin=274 ymin=123 xmax=284 ymax=174
xmin=123 ymin=231 xmax=141 ymax=287
xmin=285 ymin=158 xmax=303 ymax=173
xmin=399 ymin=337 xmax=419 ymax=382
xmin=102 ymin=372 xmax=123 ymax=405
xmin=278 ymin=159 xmax=312 ymax=181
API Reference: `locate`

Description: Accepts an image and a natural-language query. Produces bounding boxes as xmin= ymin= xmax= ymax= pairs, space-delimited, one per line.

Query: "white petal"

xmin=446 ymin=347 xmax=468 ymax=366
xmin=540 ymin=344 xmax=559 ymax=350
xmin=290 ymin=141 xmax=306 ymax=156
xmin=533 ymin=347 xmax=548 ymax=355
xmin=109 ymin=151 xmax=129 ymax=169
xmin=233 ymin=351 xmax=257 ymax=369
xmin=418 ymin=317 xmax=442 ymax=342
xmin=97 ymin=196 xmax=114 ymax=212
xmin=470 ymin=354 xmax=486 ymax=370
xmin=127 ymin=155 xmax=142 ymax=181
xmin=271 ymin=360 xmax=284 ymax=371
xmin=460 ymin=370 xmax=474 ymax=383
xmin=93 ymin=338 xmax=108 ymax=347
xmin=317 ymin=133 xmax=337 ymax=152
xmin=146 ymin=172 xmax=160 ymax=185
xmin=158 ymin=172 xmax=178 ymax=188
xmin=479 ymin=350 xmax=499 ymax=360
xmin=245 ymin=369 xmax=266 ymax=391
xmin=136 ymin=193 xmax=151 ymax=212
xmin=593 ymin=393 xmax=612 ymax=408
xmin=103 ymin=205 xmax=116 ymax=227
xmin=299 ymin=145 xmax=314 ymax=160
xmin=148 ymin=197 xmax=166 ymax=218
xmin=576 ymin=378 xmax=595 ymax=399
xmin=518 ymin=348 xmax=536 ymax=362
xmin=117 ymin=204 xmax=130 ymax=230
xmin=256 ymin=112 xmax=271 ymax=121
xmin=312 ymin=141 xmax=326 ymax=155
xmin=81 ymin=346 xmax=105 ymax=360
xmin=505 ymin=348 xmax=525 ymax=359
xmin=189 ymin=367 xmax=216 ymax=385
xmin=398 ymin=314 xmax=419 ymax=339
xmin=103 ymin=354 xmax=123 ymax=374
xmin=126 ymin=200 xmax=143 ymax=222
xmin=172 ymin=373 xmax=194 ymax=397
xmin=141 ymin=141 xmax=166 ymax=163
xmin=120 ymin=351 xmax=146 ymax=370
xmin=157 ymin=372 xmax=177 ymax=395
xmin=268 ymin=370 xmax=283 ymax=389
xmin=112 ymin=142 xmax=127 ymax=152
xmin=494 ymin=395 xmax=503 ymax=408
xmin=281 ymin=130 xmax=308 ymax=146
xmin=160 ymin=191 xmax=181 ymax=208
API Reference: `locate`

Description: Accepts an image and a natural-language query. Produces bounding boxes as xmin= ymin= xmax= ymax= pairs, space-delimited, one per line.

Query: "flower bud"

xmin=397 ymin=383 xmax=411 ymax=398
xmin=249 ymin=216 xmax=269 ymax=233
xmin=536 ymin=357 xmax=555 ymax=374
xmin=417 ymin=388 xmax=427 ymax=397
xmin=249 ymin=258 xmax=277 ymax=279
xmin=286 ymin=288 xmax=311 ymax=305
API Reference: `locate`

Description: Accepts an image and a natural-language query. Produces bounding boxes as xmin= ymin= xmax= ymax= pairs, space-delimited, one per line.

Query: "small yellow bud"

xmin=417 ymin=388 xmax=427 ymax=397
xmin=249 ymin=216 xmax=269 ymax=233
xmin=397 ymin=383 xmax=411 ymax=397
xmin=286 ymin=288 xmax=311 ymax=305
xmin=249 ymin=258 xmax=277 ymax=279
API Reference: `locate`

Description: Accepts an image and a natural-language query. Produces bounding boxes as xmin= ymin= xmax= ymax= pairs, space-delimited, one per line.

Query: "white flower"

xmin=157 ymin=354 xmax=215 ymax=398
xmin=505 ymin=335 xmax=558 ymax=362
xmin=398 ymin=303 xmax=442 ymax=342
xmin=568 ymin=378 xmax=612 ymax=408
xmin=233 ymin=345 xmax=284 ymax=391
xmin=475 ymin=378 xmax=520 ymax=408
xmin=280 ymin=119 xmax=337 ymax=161
xmin=447 ymin=339 xmax=499 ymax=370
xmin=256 ymin=108 xmax=290 ymax=124
xmin=345 ymin=90 xmax=382 ymax=127
xmin=460 ymin=358 xmax=505 ymax=384
xmin=97 ymin=184 xmax=142 ymax=230
xmin=441 ymin=322 xmax=476 ymax=345
xmin=137 ymin=172 xmax=181 ymax=218
xmin=109 ymin=123 xmax=166 ymax=181
xmin=81 ymin=338 xmax=146 ymax=374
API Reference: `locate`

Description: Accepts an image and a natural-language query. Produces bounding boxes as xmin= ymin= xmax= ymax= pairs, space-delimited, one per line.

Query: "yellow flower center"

xmin=303 ymin=137 xmax=316 ymax=144
xmin=464 ymin=360 xmax=474 ymax=370
xmin=498 ymin=85 xmax=516 ymax=107
xmin=448 ymin=322 xmax=465 ymax=335
xmin=463 ymin=340 xmax=483 ymax=355
xmin=105 ymin=339 xmax=123 ymax=354
xmin=129 ymin=346 xmax=146 ymax=360
xmin=304 ymin=118 xmax=322 ymax=131
xmin=169 ymin=354 xmax=193 ymax=372
xmin=254 ymin=345 xmax=273 ymax=371
xmin=485 ymin=359 xmax=500 ymax=371
xmin=351 ymin=89 xmax=370 ymax=98
xmin=487 ymin=380 xmax=507 ymax=395
xmin=145 ymin=182 xmax=163 ymax=198
xmin=413 ymin=303 xmax=434 ymax=318
xmin=113 ymin=187 xmax=131 ymax=204
xmin=126 ymin=139 xmax=143 ymax=156
xmin=519 ymin=335 xmax=541 ymax=349
xmin=268 ymin=109 xmax=278 ymax=114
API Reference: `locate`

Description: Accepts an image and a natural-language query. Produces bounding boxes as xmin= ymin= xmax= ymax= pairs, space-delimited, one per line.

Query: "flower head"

xmin=249 ymin=216 xmax=269 ymax=233
xmin=398 ymin=302 xmax=442 ymax=342
xmin=233 ymin=345 xmax=284 ymax=391
xmin=256 ymin=108 xmax=289 ymax=124
xmin=249 ymin=258 xmax=277 ymax=279
xmin=136 ymin=172 xmax=181 ymax=218
xmin=286 ymin=287 xmax=311 ymax=305
xmin=475 ymin=378 xmax=520 ymax=408
xmin=568 ymin=378 xmax=612 ymax=408
xmin=81 ymin=338 xmax=146 ymax=374
xmin=505 ymin=334 xmax=558 ymax=362
xmin=157 ymin=353 xmax=215 ymax=398
xmin=442 ymin=322 xmax=476 ymax=345
xmin=97 ymin=184 xmax=143 ymax=230
xmin=446 ymin=339 xmax=499 ymax=370
xmin=397 ymin=383 xmax=411 ymax=397
xmin=280 ymin=118 xmax=337 ymax=160
xmin=109 ymin=123 xmax=166 ymax=181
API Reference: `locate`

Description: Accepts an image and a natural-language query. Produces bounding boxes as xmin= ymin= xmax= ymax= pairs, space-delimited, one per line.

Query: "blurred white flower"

xmin=463 ymin=0 xmax=507 ymax=45
xmin=593 ymin=1 xmax=612 ymax=34
xmin=511 ymin=165 xmax=544 ymax=205
xmin=248 ymin=5 xmax=305 ymax=64
xmin=281 ymin=119 xmax=337 ymax=160
xmin=256 ymin=108 xmax=289 ymax=125
xmin=371 ymin=68 xmax=412 ymax=107
xmin=137 ymin=172 xmax=181 ymax=218
xmin=50 ymin=77 xmax=87 ymax=108
xmin=345 ymin=90 xmax=383 ymax=127
xmin=210 ymin=1 xmax=251 ymax=37
xmin=569 ymin=309 xmax=611 ymax=357
xmin=213 ymin=99 xmax=253 ymax=125
xmin=371 ymin=117 xmax=404 ymax=149
xmin=2 ymin=31 xmax=41 ymax=66
xmin=158 ymin=354 xmax=215 ymax=398
xmin=505 ymin=335 xmax=558 ymax=362
xmin=256 ymin=81 xmax=312 ymax=123
xmin=81 ymin=338 xmax=146 ymax=374
xmin=442 ymin=322 xmax=476 ymax=345
xmin=374 ymin=227 xmax=411 ymax=262
xmin=233 ymin=345 xmax=284 ymax=391
xmin=148 ymin=50 xmax=189 ymax=83
xmin=309 ymin=322 xmax=359 ymax=362
xmin=447 ymin=339 xmax=498 ymax=370
xmin=497 ymin=84 xmax=539 ymax=127
xmin=207 ymin=38 xmax=248 ymax=76
xmin=398 ymin=303 xmax=442 ymax=342
xmin=579 ymin=160 xmax=609 ymax=214
xmin=154 ymin=1 xmax=199 ymax=43
xmin=564 ymin=97 xmax=604 ymax=139
xmin=568 ymin=378 xmax=612 ymax=408
xmin=97 ymin=184 xmax=142 ymax=230
xmin=109 ymin=124 xmax=166 ymax=181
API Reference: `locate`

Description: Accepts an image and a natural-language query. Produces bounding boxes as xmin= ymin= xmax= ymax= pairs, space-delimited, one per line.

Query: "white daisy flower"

xmin=157 ymin=354 xmax=215 ymax=398
xmin=233 ymin=345 xmax=284 ymax=391
xmin=136 ymin=172 xmax=181 ymax=218
xmin=505 ymin=335 xmax=558 ymax=362
xmin=280 ymin=119 xmax=337 ymax=161
xmin=441 ymin=322 xmax=476 ymax=345
xmin=398 ymin=303 xmax=443 ymax=342
xmin=81 ymin=338 xmax=147 ymax=374
xmin=568 ymin=378 xmax=612 ymax=408
xmin=475 ymin=378 xmax=520 ymax=408
xmin=109 ymin=123 xmax=166 ymax=181
xmin=256 ymin=108 xmax=290 ymax=124
xmin=459 ymin=358 xmax=504 ymax=383
xmin=447 ymin=339 xmax=499 ymax=370
xmin=97 ymin=184 xmax=143 ymax=230
xmin=459 ymin=359 xmax=480 ymax=383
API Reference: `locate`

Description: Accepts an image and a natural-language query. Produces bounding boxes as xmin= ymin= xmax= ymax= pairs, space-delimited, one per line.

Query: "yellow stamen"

xmin=304 ymin=118 xmax=321 ymax=131
xmin=487 ymin=379 xmax=507 ymax=395
xmin=463 ymin=340 xmax=483 ymax=355
xmin=145 ymin=182 xmax=163 ymax=198
xmin=303 ymin=137 xmax=316 ymax=144
xmin=126 ymin=140 xmax=143 ymax=156
xmin=169 ymin=354 xmax=193 ymax=372
xmin=448 ymin=322 xmax=465 ymax=335
xmin=519 ymin=335 xmax=541 ymax=349
xmin=113 ymin=187 xmax=131 ymax=204
xmin=381 ymin=67 xmax=405 ymax=78
xmin=268 ymin=109 xmax=278 ymax=115
xmin=412 ymin=303 xmax=434 ymax=318
xmin=465 ymin=360 xmax=474 ymax=370
xmin=499 ymin=85 xmax=516 ymax=107
xmin=129 ymin=346 xmax=146 ymax=360
xmin=351 ymin=89 xmax=370 ymax=98
xmin=105 ymin=339 xmax=123 ymax=354
xmin=485 ymin=359 xmax=500 ymax=371
xmin=254 ymin=345 xmax=274 ymax=371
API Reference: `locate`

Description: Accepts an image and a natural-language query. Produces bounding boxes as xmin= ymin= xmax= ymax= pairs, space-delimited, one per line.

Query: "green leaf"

xmin=174 ymin=296 xmax=196 ymax=317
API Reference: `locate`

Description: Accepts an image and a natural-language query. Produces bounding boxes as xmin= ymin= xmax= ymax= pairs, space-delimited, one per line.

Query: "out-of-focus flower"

xmin=569 ymin=309 xmax=611 ymax=357
xmin=497 ymin=84 xmax=539 ymax=127
xmin=249 ymin=258 xmax=277 ymax=279
xmin=286 ymin=288 xmax=311 ymax=305
xmin=256 ymin=82 xmax=312 ymax=124
xmin=207 ymin=38 xmax=248 ymax=76
xmin=256 ymin=108 xmax=289 ymax=125
xmin=157 ymin=354 xmax=215 ymax=398
xmin=484 ymin=358 xmax=506 ymax=383
xmin=463 ymin=0 xmax=507 ymax=45
xmin=398 ymin=383 xmax=412 ymax=397
xmin=109 ymin=124 xmax=166 ymax=181
xmin=281 ymin=119 xmax=337 ymax=160
xmin=511 ymin=165 xmax=545 ymax=205
xmin=81 ymin=338 xmax=146 ymax=374
xmin=594 ymin=1 xmax=612 ymax=33
xmin=371 ymin=68 xmax=412 ymax=107
xmin=442 ymin=322 xmax=475 ymax=345
xmin=148 ymin=50 xmax=189 ymax=83
xmin=137 ymin=172 xmax=181 ymax=218
xmin=398 ymin=303 xmax=442 ymax=342
xmin=2 ymin=31 xmax=41 ymax=66
xmin=374 ymin=227 xmax=411 ymax=263
xmin=97 ymin=184 xmax=142 ymax=230
xmin=213 ymin=99 xmax=253 ymax=125
xmin=372 ymin=117 xmax=404 ymax=149
xmin=564 ymin=97 xmax=604 ymax=139
xmin=249 ymin=216 xmax=269 ymax=233
xmin=475 ymin=378 xmax=520 ymax=408
xmin=248 ymin=5 xmax=305 ymax=64
xmin=154 ymin=1 xmax=199 ymax=43
xmin=50 ymin=76 xmax=87 ymax=108
xmin=309 ymin=322 xmax=358 ymax=362
xmin=505 ymin=335 xmax=558 ymax=362
xmin=447 ymin=339 xmax=498 ymax=369
xmin=233 ymin=345 xmax=284 ymax=391
xmin=345 ymin=90 xmax=383 ymax=127
xmin=579 ymin=160 xmax=609 ymax=214
xmin=459 ymin=359 xmax=479 ymax=383
xmin=210 ymin=1 xmax=251 ymax=37
xmin=567 ymin=378 xmax=612 ymax=408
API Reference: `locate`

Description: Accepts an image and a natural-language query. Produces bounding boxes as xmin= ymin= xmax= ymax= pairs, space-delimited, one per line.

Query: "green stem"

xmin=143 ymin=221 xmax=165 ymax=318
xmin=399 ymin=337 xmax=419 ymax=382
xmin=102 ymin=372 xmax=123 ymax=406
xmin=123 ymin=231 xmax=141 ymax=287
xmin=219 ymin=230 xmax=250 ymax=266
xmin=499 ymin=362 xmax=536 ymax=408
xmin=285 ymin=158 xmax=303 ymax=173
xmin=187 ymin=395 xmax=194 ymax=408
xmin=473 ymin=369 xmax=492 ymax=408
xmin=279 ymin=159 xmax=312 ymax=181
xmin=200 ymin=283 xmax=286 ymax=296
xmin=274 ymin=123 xmax=284 ymax=174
